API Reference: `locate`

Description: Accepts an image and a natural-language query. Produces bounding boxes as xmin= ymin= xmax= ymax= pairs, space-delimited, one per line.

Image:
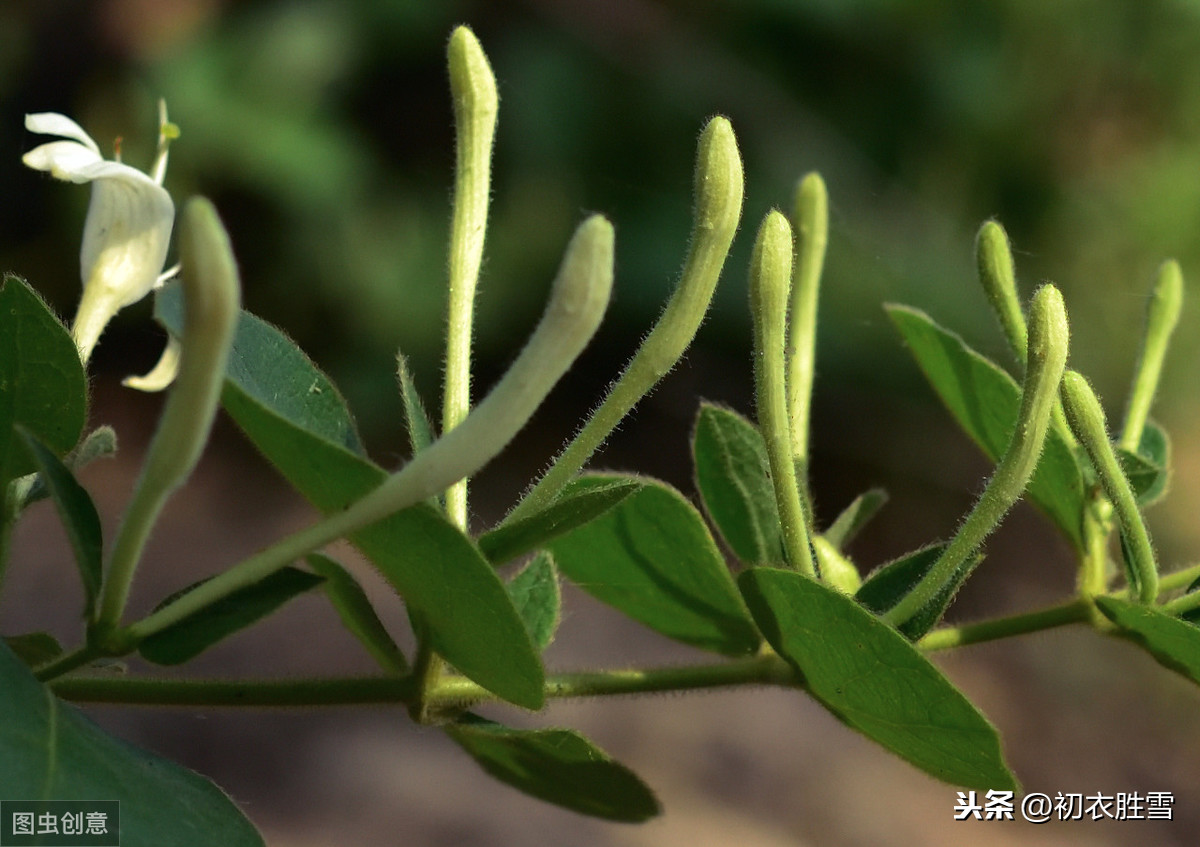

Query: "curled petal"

xmin=123 ymin=337 xmax=181 ymax=392
xmin=22 ymin=141 xmax=104 ymax=182
xmin=24 ymin=112 xmax=101 ymax=153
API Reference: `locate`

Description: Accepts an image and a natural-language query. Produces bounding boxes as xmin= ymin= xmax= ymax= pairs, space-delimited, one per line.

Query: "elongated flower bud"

xmin=95 ymin=198 xmax=241 ymax=629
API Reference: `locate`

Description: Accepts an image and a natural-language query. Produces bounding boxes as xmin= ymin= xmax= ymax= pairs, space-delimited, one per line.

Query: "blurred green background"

xmin=4 ymin=1 xmax=1200 ymax=844
xmin=6 ymin=0 xmax=1199 ymax=427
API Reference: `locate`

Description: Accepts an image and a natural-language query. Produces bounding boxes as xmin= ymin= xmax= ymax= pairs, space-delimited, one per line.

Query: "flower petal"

xmin=123 ymin=337 xmax=181 ymax=392
xmin=79 ymin=173 xmax=174 ymax=296
xmin=22 ymin=141 xmax=104 ymax=182
xmin=24 ymin=112 xmax=102 ymax=153
xmin=72 ymin=174 xmax=175 ymax=361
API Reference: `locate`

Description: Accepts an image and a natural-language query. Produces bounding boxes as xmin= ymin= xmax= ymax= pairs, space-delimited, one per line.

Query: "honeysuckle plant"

xmin=3 ymin=24 xmax=1200 ymax=842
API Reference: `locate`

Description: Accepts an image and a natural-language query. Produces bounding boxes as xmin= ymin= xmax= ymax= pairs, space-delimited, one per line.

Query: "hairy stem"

xmin=505 ymin=116 xmax=744 ymax=523
xmin=917 ymin=597 xmax=1091 ymax=651
xmin=0 ymin=478 xmax=26 ymax=593
xmin=49 ymin=654 xmax=798 ymax=709
xmin=885 ymin=285 xmax=1069 ymax=626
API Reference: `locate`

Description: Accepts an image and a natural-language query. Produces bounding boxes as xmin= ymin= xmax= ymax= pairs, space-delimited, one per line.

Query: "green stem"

xmin=885 ymin=285 xmax=1069 ymax=626
xmin=1160 ymin=589 xmax=1200 ymax=618
xmin=1078 ymin=496 xmax=1113 ymax=603
xmin=1156 ymin=561 xmax=1200 ymax=595
xmin=56 ymin=582 xmax=1172 ymax=705
xmin=34 ymin=644 xmax=104 ymax=682
xmin=750 ymin=211 xmax=815 ymax=577
xmin=505 ymin=116 xmax=744 ymax=523
xmin=786 ymin=172 xmax=827 ymax=472
xmin=95 ymin=199 xmax=240 ymax=632
xmin=917 ymin=597 xmax=1091 ymax=651
xmin=49 ymin=655 xmax=797 ymax=709
xmin=0 ymin=478 xmax=25 ymax=593
xmin=437 ymin=654 xmax=797 ymax=712
xmin=1120 ymin=260 xmax=1183 ymax=452
xmin=408 ymin=621 xmax=442 ymax=724
xmin=1061 ymin=370 xmax=1159 ymax=604
xmin=442 ymin=25 xmax=498 ymax=529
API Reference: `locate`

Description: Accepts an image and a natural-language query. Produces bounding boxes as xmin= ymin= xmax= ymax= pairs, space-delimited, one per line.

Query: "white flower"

xmin=23 ymin=102 xmax=180 ymax=387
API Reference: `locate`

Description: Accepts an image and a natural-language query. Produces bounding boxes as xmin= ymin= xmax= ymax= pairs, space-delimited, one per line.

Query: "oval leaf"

xmin=739 ymin=567 xmax=1017 ymax=790
xmin=691 ymin=402 xmax=784 ymax=565
xmin=1 ymin=641 xmax=264 ymax=845
xmin=886 ymin=304 xmax=1085 ymax=551
xmin=824 ymin=488 xmax=889 ymax=551
xmin=507 ymin=552 xmax=561 ymax=651
xmin=17 ymin=428 xmax=103 ymax=617
xmin=856 ymin=544 xmax=984 ymax=640
xmin=1095 ymin=596 xmax=1200 ymax=685
xmin=139 ymin=567 xmax=324 ymax=665
xmin=478 ymin=477 xmax=642 ymax=566
xmin=156 ymin=282 xmax=364 ymax=455
xmin=225 ymin=384 xmax=544 ymax=707
xmin=22 ymin=426 xmax=118 ymax=508
xmin=307 ymin=553 xmax=408 ymax=674
xmin=549 ymin=476 xmax=761 ymax=656
xmin=0 ymin=275 xmax=87 ymax=485
xmin=4 ymin=633 xmax=64 ymax=668
xmin=397 ymin=353 xmax=436 ymax=456
xmin=445 ymin=715 xmax=660 ymax=822
xmin=1117 ymin=420 xmax=1171 ymax=507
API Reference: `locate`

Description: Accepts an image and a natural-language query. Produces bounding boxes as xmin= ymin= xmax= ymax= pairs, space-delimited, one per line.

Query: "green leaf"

xmin=691 ymin=402 xmax=783 ymax=565
xmin=739 ymin=567 xmax=1016 ymax=790
xmin=1095 ymin=596 xmax=1200 ymax=685
xmin=1181 ymin=577 xmax=1200 ymax=626
xmin=138 ymin=567 xmax=324 ymax=665
xmin=397 ymin=353 xmax=436 ymax=456
xmin=22 ymin=426 xmax=118 ymax=508
xmin=1117 ymin=420 xmax=1170 ymax=507
xmin=159 ymin=286 xmax=545 ymax=708
xmin=445 ymin=715 xmax=660 ymax=822
xmin=478 ymin=477 xmax=642 ymax=566
xmin=17 ymin=428 xmax=103 ymax=617
xmin=70 ymin=425 xmax=119 ymax=468
xmin=0 ymin=641 xmax=264 ymax=845
xmin=3 ymin=632 xmax=63 ymax=668
xmin=856 ymin=544 xmax=984 ymax=640
xmin=507 ymin=552 xmax=561 ymax=651
xmin=886 ymin=304 xmax=1085 ymax=551
xmin=307 ymin=554 xmax=407 ymax=674
xmin=824 ymin=488 xmax=889 ymax=551
xmin=0 ymin=275 xmax=88 ymax=486
xmin=548 ymin=476 xmax=761 ymax=656
xmin=156 ymin=282 xmax=365 ymax=456
xmin=230 ymin=389 xmax=544 ymax=707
